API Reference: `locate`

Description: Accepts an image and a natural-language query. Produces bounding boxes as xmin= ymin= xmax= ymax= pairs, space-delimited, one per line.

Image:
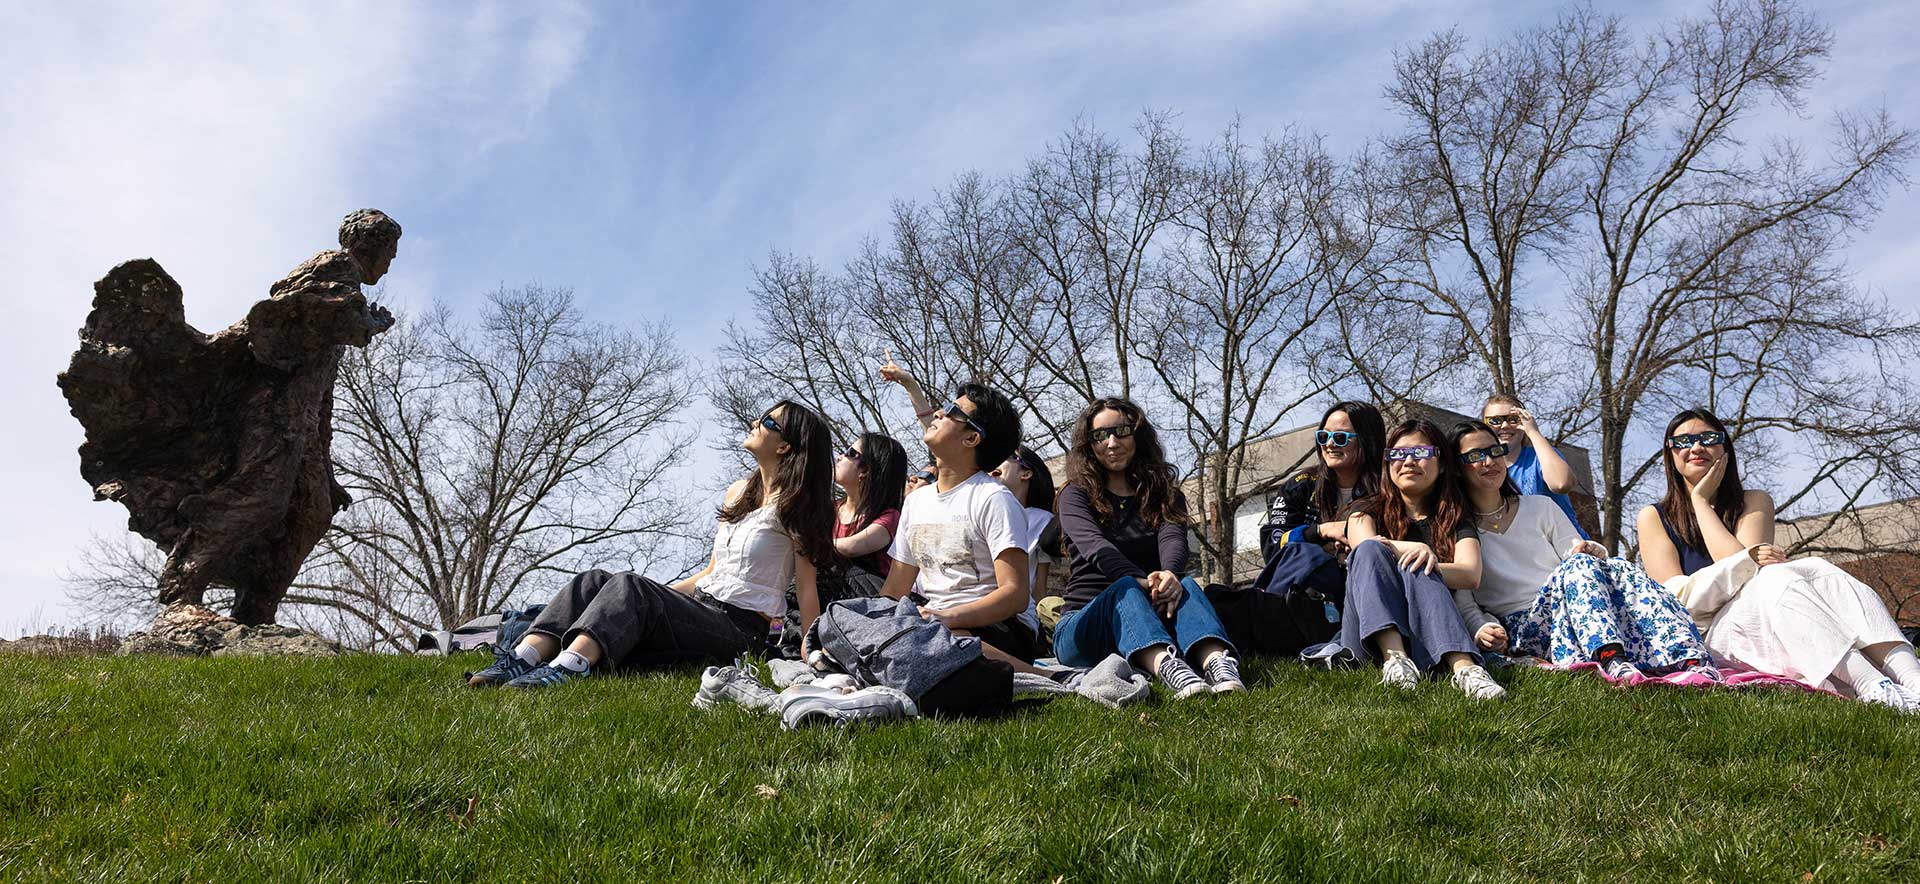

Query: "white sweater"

xmin=1454 ymin=496 xmax=1585 ymax=631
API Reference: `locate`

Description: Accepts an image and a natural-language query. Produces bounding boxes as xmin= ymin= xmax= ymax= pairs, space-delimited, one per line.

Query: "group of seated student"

xmin=463 ymin=372 xmax=1920 ymax=714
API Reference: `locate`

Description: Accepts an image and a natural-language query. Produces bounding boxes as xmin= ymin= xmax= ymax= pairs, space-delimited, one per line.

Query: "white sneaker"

xmin=691 ymin=665 xmax=780 ymax=712
xmin=778 ymin=685 xmax=920 ymax=729
xmin=1451 ymin=664 xmax=1507 ymax=701
xmin=1860 ymin=679 xmax=1919 ymax=714
xmin=1379 ymin=652 xmax=1420 ymax=691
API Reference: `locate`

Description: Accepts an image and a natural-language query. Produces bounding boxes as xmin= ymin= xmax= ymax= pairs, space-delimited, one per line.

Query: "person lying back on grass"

xmin=1329 ymin=419 xmax=1506 ymax=700
xmin=466 ymin=400 xmax=838 ymax=688
xmin=1449 ymin=419 xmax=1718 ymax=681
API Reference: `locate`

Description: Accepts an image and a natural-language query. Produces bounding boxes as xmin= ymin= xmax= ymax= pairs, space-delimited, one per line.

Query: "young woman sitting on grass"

xmin=1638 ymin=408 xmax=1920 ymax=710
xmin=467 ymin=400 xmax=837 ymax=688
xmin=1216 ymin=400 xmax=1388 ymax=658
xmin=1051 ymin=397 xmax=1245 ymax=697
xmin=1260 ymin=400 xmax=1387 ymax=561
xmin=1328 ymin=418 xmax=1505 ymax=700
xmin=1450 ymin=420 xmax=1716 ymax=680
xmin=990 ymin=444 xmax=1063 ymax=634
xmin=826 ymin=431 xmax=909 ymax=597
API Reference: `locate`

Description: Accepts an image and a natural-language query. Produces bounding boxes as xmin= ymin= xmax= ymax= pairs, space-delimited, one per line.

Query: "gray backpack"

xmin=807 ymin=596 xmax=982 ymax=700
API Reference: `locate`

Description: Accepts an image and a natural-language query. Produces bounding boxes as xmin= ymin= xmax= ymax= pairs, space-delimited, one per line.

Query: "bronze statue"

xmin=58 ymin=209 xmax=400 ymax=624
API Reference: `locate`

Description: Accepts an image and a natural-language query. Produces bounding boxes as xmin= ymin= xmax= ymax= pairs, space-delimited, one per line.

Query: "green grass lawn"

xmin=2 ymin=654 xmax=1914 ymax=883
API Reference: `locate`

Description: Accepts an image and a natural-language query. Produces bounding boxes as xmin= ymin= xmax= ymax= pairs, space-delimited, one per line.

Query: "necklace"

xmin=1474 ymin=497 xmax=1510 ymax=519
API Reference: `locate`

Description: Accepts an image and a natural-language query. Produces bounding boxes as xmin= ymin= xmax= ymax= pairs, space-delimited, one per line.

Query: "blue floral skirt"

xmin=1500 ymin=554 xmax=1711 ymax=671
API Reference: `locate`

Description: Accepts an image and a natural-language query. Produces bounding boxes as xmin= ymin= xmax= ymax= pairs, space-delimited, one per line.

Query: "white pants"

xmin=1705 ymin=557 xmax=1907 ymax=690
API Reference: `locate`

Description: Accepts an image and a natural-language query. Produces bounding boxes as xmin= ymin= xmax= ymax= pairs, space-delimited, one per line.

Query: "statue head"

xmin=338 ymin=209 xmax=402 ymax=284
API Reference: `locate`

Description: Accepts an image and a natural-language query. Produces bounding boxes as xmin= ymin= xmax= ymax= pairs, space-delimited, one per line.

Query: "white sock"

xmin=1868 ymin=642 xmax=1920 ymax=690
xmin=513 ymin=641 xmax=543 ymax=666
xmin=1830 ymin=649 xmax=1893 ymax=697
xmin=553 ymin=649 xmax=591 ymax=672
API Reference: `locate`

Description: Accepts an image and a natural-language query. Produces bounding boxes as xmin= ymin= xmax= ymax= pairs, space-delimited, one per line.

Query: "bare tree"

xmin=318 ymin=285 xmax=698 ymax=650
xmin=1140 ymin=123 xmax=1366 ymax=582
xmin=1376 ymin=0 xmax=1919 ymax=551
xmin=1005 ymin=112 xmax=1186 ymax=410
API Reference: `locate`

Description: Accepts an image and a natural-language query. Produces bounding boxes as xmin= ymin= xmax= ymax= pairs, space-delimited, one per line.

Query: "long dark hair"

xmin=1064 ymin=397 xmax=1189 ymax=528
xmin=717 ymin=400 xmax=838 ymax=567
xmin=1659 ymin=408 xmax=1746 ymax=549
xmin=1353 ymin=419 xmax=1469 ymax=560
xmin=849 ymin=431 xmax=908 ymax=528
xmin=1450 ymin=420 xmax=1519 ymax=500
xmin=1013 ymin=445 xmax=1057 ymax=512
xmin=1315 ymin=400 xmax=1386 ymax=521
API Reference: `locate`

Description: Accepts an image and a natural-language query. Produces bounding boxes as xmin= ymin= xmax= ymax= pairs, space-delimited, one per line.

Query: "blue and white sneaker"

xmin=504 ymin=662 xmax=591 ymax=690
xmin=466 ymin=645 xmax=535 ymax=687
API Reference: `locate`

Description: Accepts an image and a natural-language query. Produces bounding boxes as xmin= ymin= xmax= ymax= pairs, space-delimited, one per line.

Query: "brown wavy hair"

xmin=716 ymin=400 xmax=839 ymax=568
xmin=1064 ymin=397 xmax=1189 ymax=528
xmin=1352 ymin=419 xmax=1469 ymax=560
xmin=1658 ymin=408 xmax=1746 ymax=549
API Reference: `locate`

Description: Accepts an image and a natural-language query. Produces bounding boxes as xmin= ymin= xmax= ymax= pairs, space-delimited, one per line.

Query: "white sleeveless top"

xmin=696 ymin=503 xmax=795 ymax=619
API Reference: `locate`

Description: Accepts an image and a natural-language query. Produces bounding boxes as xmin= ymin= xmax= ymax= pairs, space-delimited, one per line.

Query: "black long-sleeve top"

xmin=1056 ymin=483 xmax=1190 ymax=614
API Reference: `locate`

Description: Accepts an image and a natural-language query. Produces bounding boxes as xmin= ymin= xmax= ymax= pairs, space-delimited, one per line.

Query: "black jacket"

xmin=1260 ymin=471 xmax=1324 ymax=562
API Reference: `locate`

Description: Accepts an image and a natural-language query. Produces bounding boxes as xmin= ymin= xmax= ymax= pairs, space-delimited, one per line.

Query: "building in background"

xmin=1776 ymin=496 xmax=1920 ymax=628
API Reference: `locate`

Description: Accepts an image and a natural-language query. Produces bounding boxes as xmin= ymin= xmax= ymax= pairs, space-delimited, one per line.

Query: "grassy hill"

xmin=2 ymin=653 xmax=1914 ymax=882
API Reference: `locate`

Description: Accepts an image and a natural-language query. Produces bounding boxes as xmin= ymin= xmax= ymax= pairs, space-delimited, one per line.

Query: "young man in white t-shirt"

xmin=881 ymin=382 xmax=1042 ymax=664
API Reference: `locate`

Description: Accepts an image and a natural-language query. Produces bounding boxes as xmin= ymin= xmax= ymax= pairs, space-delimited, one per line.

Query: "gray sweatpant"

xmin=527 ymin=569 xmax=766 ymax=669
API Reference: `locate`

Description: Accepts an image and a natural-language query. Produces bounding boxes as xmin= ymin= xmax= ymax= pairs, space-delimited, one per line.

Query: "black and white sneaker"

xmin=1202 ymin=654 xmax=1247 ymax=694
xmin=1155 ymin=655 xmax=1209 ymax=700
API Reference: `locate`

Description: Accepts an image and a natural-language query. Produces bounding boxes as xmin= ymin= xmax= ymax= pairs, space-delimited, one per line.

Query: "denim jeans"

xmin=1053 ymin=575 xmax=1233 ymax=668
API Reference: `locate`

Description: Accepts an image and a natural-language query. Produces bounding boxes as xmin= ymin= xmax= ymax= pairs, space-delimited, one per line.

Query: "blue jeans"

xmin=1053 ymin=576 xmax=1233 ymax=668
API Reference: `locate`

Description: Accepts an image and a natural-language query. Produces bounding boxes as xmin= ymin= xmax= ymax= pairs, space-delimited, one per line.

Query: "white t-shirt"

xmin=888 ymin=471 xmax=1029 ymax=612
xmin=1454 ymin=495 xmax=1586 ymax=631
xmin=1017 ymin=506 xmax=1054 ymax=629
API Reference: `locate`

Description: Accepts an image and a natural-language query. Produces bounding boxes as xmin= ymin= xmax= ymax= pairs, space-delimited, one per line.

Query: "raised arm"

xmin=878 ymin=351 xmax=938 ymax=429
xmin=1516 ymin=410 xmax=1575 ymax=494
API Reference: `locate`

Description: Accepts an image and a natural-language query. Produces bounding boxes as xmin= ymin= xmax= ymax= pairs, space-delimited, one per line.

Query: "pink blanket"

xmin=1521 ymin=657 xmax=1836 ymax=696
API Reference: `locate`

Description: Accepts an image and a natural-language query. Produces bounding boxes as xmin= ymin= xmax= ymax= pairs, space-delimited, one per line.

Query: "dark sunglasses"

xmin=1012 ymin=449 xmax=1039 ymax=472
xmin=1088 ymin=424 xmax=1137 ymax=444
xmin=1459 ymin=442 xmax=1511 ymax=464
xmin=911 ymin=469 xmax=936 ymax=484
xmin=1668 ymin=431 xmax=1726 ymax=449
xmin=1315 ymin=430 xmax=1359 ymax=448
xmin=840 ymin=446 xmax=863 ymax=462
xmin=1482 ymin=414 xmax=1523 ymax=428
xmin=1385 ymin=445 xmax=1438 ymax=462
xmin=758 ymin=413 xmax=784 ymax=434
xmin=941 ymin=402 xmax=986 ymax=437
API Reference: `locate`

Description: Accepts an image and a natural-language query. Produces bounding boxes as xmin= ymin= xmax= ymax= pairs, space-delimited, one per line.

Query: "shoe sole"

xmin=1170 ymin=683 xmax=1210 ymax=699
xmin=1210 ymin=681 xmax=1247 ymax=694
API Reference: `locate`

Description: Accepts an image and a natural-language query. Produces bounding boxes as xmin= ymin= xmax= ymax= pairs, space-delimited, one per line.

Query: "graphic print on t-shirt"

xmin=906 ymin=521 xmax=978 ymax=583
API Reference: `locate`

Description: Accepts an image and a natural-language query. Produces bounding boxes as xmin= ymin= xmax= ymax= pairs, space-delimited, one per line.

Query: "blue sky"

xmin=4 ymin=1 xmax=1916 ymax=634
